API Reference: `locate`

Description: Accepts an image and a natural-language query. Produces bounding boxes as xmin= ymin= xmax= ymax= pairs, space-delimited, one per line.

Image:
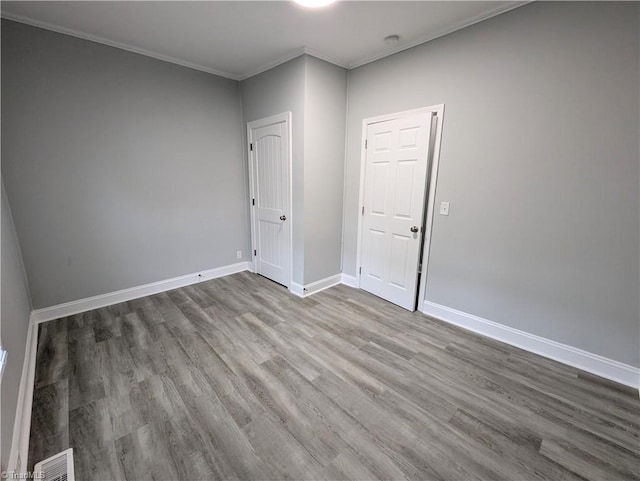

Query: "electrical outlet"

xmin=236 ymin=250 xmax=242 ymax=259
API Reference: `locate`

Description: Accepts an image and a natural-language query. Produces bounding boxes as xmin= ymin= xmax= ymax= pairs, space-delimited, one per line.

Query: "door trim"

xmin=247 ymin=111 xmax=293 ymax=289
xmin=355 ymin=104 xmax=445 ymax=308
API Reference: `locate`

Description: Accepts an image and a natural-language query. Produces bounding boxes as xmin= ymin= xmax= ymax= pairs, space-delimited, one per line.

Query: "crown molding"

xmin=347 ymin=1 xmax=532 ymax=70
xmin=1 ymin=11 xmax=242 ymax=80
xmin=2 ymin=2 xmax=531 ymax=81
xmin=237 ymin=47 xmax=307 ymax=81
xmin=237 ymin=47 xmax=349 ymax=81
xmin=301 ymin=47 xmax=349 ymax=70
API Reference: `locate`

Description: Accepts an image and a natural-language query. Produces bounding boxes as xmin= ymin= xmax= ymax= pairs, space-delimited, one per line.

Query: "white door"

xmin=248 ymin=113 xmax=291 ymax=287
xmin=360 ymin=113 xmax=433 ymax=310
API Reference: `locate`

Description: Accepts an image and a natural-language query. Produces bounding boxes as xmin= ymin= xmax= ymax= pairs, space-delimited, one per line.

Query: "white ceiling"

xmin=1 ymin=1 xmax=527 ymax=80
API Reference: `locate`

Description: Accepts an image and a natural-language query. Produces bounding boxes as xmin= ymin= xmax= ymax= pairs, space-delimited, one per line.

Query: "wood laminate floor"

xmin=29 ymin=272 xmax=640 ymax=480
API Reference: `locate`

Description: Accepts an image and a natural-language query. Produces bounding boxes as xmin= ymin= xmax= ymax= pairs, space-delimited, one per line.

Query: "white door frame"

xmin=247 ymin=111 xmax=293 ymax=289
xmin=355 ymin=104 xmax=445 ymax=309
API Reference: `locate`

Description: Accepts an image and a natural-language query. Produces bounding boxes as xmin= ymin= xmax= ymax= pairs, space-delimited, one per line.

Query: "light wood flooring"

xmin=29 ymin=271 xmax=640 ymax=480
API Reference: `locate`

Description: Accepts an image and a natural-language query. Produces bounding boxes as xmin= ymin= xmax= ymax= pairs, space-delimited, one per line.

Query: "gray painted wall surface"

xmin=2 ymin=20 xmax=247 ymax=308
xmin=343 ymin=2 xmax=639 ymax=366
xmin=303 ymin=57 xmax=347 ymax=284
xmin=1 ymin=180 xmax=32 ymax=469
xmin=240 ymin=56 xmax=306 ymax=285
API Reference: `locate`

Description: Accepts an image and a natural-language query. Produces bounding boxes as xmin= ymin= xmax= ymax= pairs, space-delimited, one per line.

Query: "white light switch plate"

xmin=440 ymin=201 xmax=450 ymax=216
xmin=0 ymin=349 xmax=7 ymax=382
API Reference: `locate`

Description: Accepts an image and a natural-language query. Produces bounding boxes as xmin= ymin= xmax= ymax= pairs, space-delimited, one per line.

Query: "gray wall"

xmin=240 ymin=56 xmax=306 ymax=285
xmin=240 ymin=55 xmax=347 ymax=286
xmin=303 ymin=57 xmax=347 ymax=284
xmin=1 ymin=180 xmax=33 ymax=469
xmin=343 ymin=2 xmax=640 ymax=366
xmin=2 ymin=20 xmax=247 ymax=308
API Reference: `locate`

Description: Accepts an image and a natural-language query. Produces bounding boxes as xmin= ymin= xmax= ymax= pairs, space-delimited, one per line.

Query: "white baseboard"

xmin=31 ymin=261 xmax=252 ymax=324
xmin=289 ymin=274 xmax=342 ymax=298
xmin=305 ymin=274 xmax=342 ymax=296
xmin=9 ymin=262 xmax=252 ymax=471
xmin=20 ymin=266 xmax=637 ymax=476
xmin=422 ymin=300 xmax=640 ymax=390
xmin=289 ymin=282 xmax=305 ymax=297
xmin=340 ymin=273 xmax=358 ymax=288
xmin=7 ymin=313 xmax=39 ymax=473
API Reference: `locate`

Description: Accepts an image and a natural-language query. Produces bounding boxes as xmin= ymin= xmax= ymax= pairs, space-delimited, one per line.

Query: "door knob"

xmin=280 ymin=215 xmax=287 ymax=221
xmin=410 ymin=226 xmax=419 ymax=233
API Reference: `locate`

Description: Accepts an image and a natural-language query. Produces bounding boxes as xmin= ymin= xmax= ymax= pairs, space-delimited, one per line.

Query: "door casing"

xmin=247 ymin=111 xmax=293 ymax=289
xmin=355 ymin=104 xmax=445 ymax=310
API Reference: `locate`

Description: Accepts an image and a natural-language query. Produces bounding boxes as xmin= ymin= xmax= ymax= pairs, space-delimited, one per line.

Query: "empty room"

xmin=1 ymin=1 xmax=639 ymax=480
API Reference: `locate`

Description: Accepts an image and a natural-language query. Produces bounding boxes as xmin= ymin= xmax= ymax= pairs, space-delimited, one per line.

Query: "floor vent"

xmin=34 ymin=448 xmax=75 ymax=481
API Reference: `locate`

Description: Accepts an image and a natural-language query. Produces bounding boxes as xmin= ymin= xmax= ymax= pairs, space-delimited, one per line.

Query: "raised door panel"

xmin=360 ymin=113 xmax=432 ymax=310
xmin=251 ymin=120 xmax=289 ymax=286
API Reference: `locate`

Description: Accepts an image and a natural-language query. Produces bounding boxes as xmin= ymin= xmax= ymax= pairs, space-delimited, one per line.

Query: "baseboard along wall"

xmin=290 ymin=274 xmax=343 ymax=298
xmin=32 ymin=265 xmax=640 ymax=388
xmin=31 ymin=261 xmax=252 ymax=324
xmin=7 ymin=314 xmax=38 ymax=474
xmin=340 ymin=273 xmax=358 ymax=288
xmin=12 ymin=264 xmax=638 ymax=472
xmin=291 ymin=270 xmax=638 ymax=390
xmin=422 ymin=300 xmax=640 ymax=390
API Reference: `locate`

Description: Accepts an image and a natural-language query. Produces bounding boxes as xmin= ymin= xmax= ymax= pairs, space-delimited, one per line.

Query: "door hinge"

xmin=250 ymin=143 xmax=253 ymax=151
xmin=359 ymin=267 xmax=362 ymax=274
xmin=418 ymin=263 xmax=422 ymax=274
xmin=254 ymin=249 xmax=257 ymax=256
xmin=365 ymin=139 xmax=368 ymax=149
xmin=252 ymin=198 xmax=255 ymax=206
xmin=362 ymin=206 xmax=364 ymax=216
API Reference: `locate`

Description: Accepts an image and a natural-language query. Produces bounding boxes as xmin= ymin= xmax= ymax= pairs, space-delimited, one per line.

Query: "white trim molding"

xmin=12 ymin=268 xmax=638 ymax=474
xmin=0 ymin=11 xmax=242 ymax=80
xmin=290 ymin=274 xmax=342 ymax=298
xmin=2 ymin=3 xmax=530 ymax=81
xmin=304 ymin=274 xmax=342 ymax=296
xmin=239 ymin=48 xmax=348 ymax=81
xmin=422 ymin=300 xmax=640 ymax=390
xmin=347 ymin=2 xmax=531 ymax=69
xmin=7 ymin=314 xmax=39 ymax=474
xmin=340 ymin=273 xmax=358 ymax=288
xmin=289 ymin=282 xmax=305 ymax=298
xmin=10 ymin=262 xmax=252 ymax=471
xmin=31 ymin=262 xmax=251 ymax=324
xmin=356 ymin=105 xmax=445 ymax=304
xmin=247 ymin=112 xmax=293 ymax=291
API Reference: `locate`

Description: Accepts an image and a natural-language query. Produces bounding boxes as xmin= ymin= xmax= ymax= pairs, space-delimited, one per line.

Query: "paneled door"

xmin=360 ymin=113 xmax=433 ymax=310
xmin=248 ymin=113 xmax=291 ymax=287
